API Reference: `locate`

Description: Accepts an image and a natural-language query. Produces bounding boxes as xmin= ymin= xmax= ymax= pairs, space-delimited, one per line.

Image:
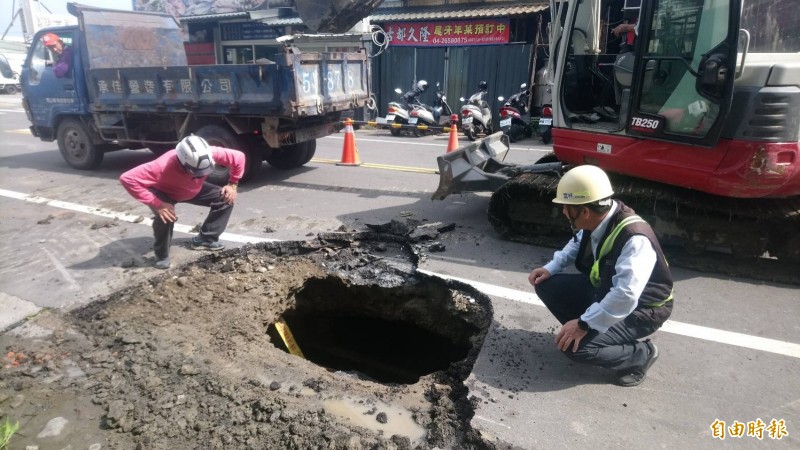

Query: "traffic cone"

xmin=337 ymin=117 xmax=361 ymax=166
xmin=446 ymin=114 xmax=459 ymax=153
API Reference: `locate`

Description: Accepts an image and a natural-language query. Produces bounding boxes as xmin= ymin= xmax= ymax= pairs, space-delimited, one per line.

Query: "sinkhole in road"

xmin=268 ymin=274 xmax=488 ymax=384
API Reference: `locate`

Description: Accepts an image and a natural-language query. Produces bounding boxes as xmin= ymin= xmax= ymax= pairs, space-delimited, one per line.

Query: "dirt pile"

xmin=1 ymin=235 xmax=499 ymax=449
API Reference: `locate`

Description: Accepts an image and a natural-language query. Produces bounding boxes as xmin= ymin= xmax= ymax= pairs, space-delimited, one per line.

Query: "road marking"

xmin=0 ymin=188 xmax=280 ymax=244
xmin=7 ymin=128 xmax=31 ymax=134
xmin=0 ymin=109 xmax=25 ymax=113
xmin=1 ymin=187 xmax=798 ymax=359
xmin=40 ymin=246 xmax=81 ymax=291
xmin=417 ymin=270 xmax=800 ymax=359
xmin=312 ymin=158 xmax=438 ymax=174
xmin=322 ymin=134 xmax=550 ymax=152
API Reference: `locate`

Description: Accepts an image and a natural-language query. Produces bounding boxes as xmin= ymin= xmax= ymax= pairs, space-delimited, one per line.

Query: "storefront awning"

xmin=179 ymin=2 xmax=548 ymax=25
xmin=370 ymin=3 xmax=548 ymax=22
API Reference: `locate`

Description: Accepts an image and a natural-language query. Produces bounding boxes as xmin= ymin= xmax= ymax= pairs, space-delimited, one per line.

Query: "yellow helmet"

xmin=553 ymin=165 xmax=614 ymax=205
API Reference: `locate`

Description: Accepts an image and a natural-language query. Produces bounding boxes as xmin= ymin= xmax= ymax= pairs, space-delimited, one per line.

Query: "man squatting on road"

xmin=528 ymin=165 xmax=674 ymax=387
xmin=120 ymin=136 xmax=245 ymax=270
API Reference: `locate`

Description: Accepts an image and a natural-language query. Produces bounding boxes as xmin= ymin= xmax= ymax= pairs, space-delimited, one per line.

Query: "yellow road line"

xmin=312 ymin=158 xmax=438 ymax=174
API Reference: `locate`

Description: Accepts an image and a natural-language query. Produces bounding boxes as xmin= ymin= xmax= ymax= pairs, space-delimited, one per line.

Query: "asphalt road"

xmin=1 ymin=93 xmax=798 ymax=449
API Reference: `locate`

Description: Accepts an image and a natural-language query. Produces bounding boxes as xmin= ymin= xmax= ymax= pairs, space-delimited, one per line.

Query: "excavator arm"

xmin=294 ymin=0 xmax=385 ymax=33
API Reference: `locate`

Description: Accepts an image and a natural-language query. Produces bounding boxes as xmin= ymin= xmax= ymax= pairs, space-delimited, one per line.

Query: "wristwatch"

xmin=577 ymin=319 xmax=591 ymax=332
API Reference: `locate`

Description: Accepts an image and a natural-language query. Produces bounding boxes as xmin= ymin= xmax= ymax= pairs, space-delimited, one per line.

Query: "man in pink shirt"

xmin=120 ymin=136 xmax=246 ymax=269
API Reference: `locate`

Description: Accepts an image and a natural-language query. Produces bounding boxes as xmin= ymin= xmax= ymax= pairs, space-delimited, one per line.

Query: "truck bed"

xmin=77 ymin=4 xmax=369 ymax=118
xmin=88 ymin=51 xmax=368 ymax=118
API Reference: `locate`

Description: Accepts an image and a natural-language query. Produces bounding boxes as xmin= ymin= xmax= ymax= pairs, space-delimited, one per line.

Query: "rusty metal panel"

xmin=291 ymin=51 xmax=369 ymax=116
xmin=75 ymin=7 xmax=186 ymax=69
xmin=87 ymin=50 xmax=368 ymax=118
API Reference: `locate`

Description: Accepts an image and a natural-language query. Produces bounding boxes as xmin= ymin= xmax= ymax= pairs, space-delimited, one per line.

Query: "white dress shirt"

xmin=543 ymin=202 xmax=657 ymax=333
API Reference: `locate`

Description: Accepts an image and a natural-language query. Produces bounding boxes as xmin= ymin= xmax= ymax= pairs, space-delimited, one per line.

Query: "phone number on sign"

xmin=432 ymin=37 xmax=506 ymax=45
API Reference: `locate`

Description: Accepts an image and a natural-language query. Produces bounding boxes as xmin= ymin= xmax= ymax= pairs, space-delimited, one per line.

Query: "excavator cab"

xmin=555 ymin=0 xmax=741 ymax=148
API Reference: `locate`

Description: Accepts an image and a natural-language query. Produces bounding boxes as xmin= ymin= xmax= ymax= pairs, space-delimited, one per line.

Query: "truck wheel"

xmin=298 ymin=140 xmax=317 ymax=165
xmin=195 ymin=124 xmax=247 ymax=186
xmin=266 ymin=141 xmax=313 ymax=170
xmin=4 ymin=85 xmax=17 ymax=95
xmin=57 ymin=118 xmax=103 ymax=170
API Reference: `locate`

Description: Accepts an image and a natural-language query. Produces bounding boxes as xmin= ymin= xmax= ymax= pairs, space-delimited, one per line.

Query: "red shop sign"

xmin=386 ymin=19 xmax=510 ymax=47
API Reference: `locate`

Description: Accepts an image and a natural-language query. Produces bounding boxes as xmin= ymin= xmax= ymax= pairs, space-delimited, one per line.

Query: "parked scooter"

xmin=408 ymin=82 xmax=453 ymax=135
xmin=460 ymin=81 xmax=493 ymax=141
xmin=498 ymin=83 xmax=533 ymax=142
xmin=386 ymin=80 xmax=428 ymax=136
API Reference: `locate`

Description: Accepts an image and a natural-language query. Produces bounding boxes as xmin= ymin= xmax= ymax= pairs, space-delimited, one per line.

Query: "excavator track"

xmin=488 ymin=171 xmax=800 ymax=284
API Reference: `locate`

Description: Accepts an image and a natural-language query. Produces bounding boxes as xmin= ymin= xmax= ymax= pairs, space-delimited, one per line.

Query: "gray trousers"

xmin=149 ymin=183 xmax=233 ymax=259
xmin=535 ymin=273 xmax=672 ymax=372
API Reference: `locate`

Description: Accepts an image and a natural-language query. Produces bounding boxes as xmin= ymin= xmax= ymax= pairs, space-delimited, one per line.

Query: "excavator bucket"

xmin=432 ymin=132 xmax=514 ymax=201
xmin=294 ymin=0 xmax=385 ymax=33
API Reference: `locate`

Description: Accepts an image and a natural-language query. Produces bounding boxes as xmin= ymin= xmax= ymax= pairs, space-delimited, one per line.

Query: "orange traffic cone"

xmin=446 ymin=114 xmax=459 ymax=153
xmin=337 ymin=117 xmax=361 ymax=166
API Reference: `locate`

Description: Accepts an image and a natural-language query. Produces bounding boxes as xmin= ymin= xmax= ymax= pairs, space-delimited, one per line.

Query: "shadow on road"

xmin=471 ymin=321 xmax=613 ymax=394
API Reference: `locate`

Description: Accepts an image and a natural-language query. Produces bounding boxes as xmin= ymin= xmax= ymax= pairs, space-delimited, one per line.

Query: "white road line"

xmin=0 ymin=188 xmax=280 ymax=244
xmin=418 ymin=271 xmax=800 ymax=359
xmin=40 ymin=246 xmax=80 ymax=291
xmin=2 ymin=188 xmax=799 ymax=359
xmin=474 ymin=415 xmax=512 ymax=429
xmin=0 ymin=109 xmax=25 ymax=113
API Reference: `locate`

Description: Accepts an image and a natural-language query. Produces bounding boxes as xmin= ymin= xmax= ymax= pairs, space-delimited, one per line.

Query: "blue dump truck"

xmin=20 ymin=3 xmax=372 ymax=182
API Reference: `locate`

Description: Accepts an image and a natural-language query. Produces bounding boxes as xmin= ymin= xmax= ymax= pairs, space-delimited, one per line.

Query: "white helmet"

xmin=176 ymin=135 xmax=215 ymax=177
xmin=552 ymin=165 xmax=614 ymax=205
xmin=416 ymin=80 xmax=428 ymax=92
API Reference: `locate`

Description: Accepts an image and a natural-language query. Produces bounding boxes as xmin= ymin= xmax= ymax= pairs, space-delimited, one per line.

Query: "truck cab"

xmin=18 ymin=4 xmax=372 ymax=181
xmin=22 ymin=26 xmax=89 ymax=141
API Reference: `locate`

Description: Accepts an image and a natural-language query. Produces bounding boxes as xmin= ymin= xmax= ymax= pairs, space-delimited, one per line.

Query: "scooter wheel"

xmin=390 ymin=127 xmax=401 ymax=136
xmin=465 ymin=126 xmax=477 ymax=141
xmin=541 ymin=129 xmax=552 ymax=144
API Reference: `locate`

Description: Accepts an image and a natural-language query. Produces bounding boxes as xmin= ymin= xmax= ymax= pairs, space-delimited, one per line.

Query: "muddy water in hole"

xmin=323 ymin=396 xmax=426 ymax=444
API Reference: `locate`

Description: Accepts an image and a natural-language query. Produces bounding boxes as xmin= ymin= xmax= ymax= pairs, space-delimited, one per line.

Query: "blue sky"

xmin=3 ymin=0 xmax=134 ymax=39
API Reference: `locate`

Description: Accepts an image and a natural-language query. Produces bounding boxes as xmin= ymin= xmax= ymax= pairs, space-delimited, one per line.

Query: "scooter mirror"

xmin=442 ymin=95 xmax=446 ymax=100
xmin=459 ymin=97 xmax=465 ymax=102
xmin=394 ymin=88 xmax=402 ymax=94
xmin=520 ymin=83 xmax=527 ymax=89
xmin=498 ymin=96 xmax=505 ymax=101
xmin=436 ymin=82 xmax=441 ymax=87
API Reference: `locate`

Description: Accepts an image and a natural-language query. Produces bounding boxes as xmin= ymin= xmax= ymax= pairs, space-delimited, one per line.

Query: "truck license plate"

xmin=462 ymin=116 xmax=473 ymax=125
xmin=539 ymin=118 xmax=552 ymax=126
xmin=500 ymin=118 xmax=512 ymax=127
xmin=385 ymin=114 xmax=395 ymax=122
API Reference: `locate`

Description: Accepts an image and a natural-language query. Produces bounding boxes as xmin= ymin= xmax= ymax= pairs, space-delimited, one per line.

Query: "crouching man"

xmin=528 ymin=165 xmax=674 ymax=386
xmin=120 ymin=136 xmax=245 ymax=269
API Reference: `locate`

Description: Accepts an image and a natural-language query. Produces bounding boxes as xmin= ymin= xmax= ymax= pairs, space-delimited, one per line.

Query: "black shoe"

xmin=616 ymin=340 xmax=659 ymax=387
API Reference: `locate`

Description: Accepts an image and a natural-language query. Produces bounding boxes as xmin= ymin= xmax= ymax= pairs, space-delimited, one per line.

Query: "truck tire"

xmin=195 ymin=124 xmax=248 ymax=186
xmin=4 ymin=85 xmax=17 ymax=95
xmin=57 ymin=118 xmax=104 ymax=170
xmin=298 ymin=140 xmax=317 ymax=165
xmin=265 ymin=141 xmax=315 ymax=170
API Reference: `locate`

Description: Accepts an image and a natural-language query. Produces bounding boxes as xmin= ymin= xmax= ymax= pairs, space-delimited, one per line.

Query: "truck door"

xmin=627 ymin=0 xmax=741 ymax=147
xmin=22 ymin=29 xmax=85 ymax=130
